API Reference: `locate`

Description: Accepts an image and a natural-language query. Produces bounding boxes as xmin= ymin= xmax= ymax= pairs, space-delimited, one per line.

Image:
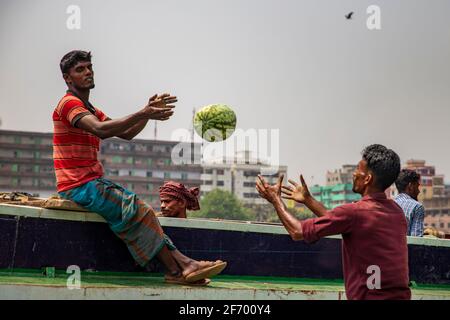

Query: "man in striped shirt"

xmin=53 ymin=50 xmax=226 ymax=285
xmin=394 ymin=169 xmax=425 ymax=237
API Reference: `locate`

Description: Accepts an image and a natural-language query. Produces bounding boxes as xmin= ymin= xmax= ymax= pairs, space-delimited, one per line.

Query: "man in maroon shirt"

xmin=256 ymin=144 xmax=411 ymax=300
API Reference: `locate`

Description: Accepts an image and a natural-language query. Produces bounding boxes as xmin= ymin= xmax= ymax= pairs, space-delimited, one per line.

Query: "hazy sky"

xmin=1 ymin=0 xmax=450 ymax=185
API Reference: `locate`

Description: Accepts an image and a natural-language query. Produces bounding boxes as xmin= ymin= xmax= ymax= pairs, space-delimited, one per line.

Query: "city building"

xmin=403 ymin=159 xmax=445 ymax=201
xmin=0 ymin=130 xmax=55 ymax=197
xmin=308 ymin=164 xmax=361 ymax=209
xmin=100 ymin=139 xmax=202 ymax=210
xmin=310 ymin=184 xmax=361 ymax=210
xmin=423 ymin=197 xmax=450 ymax=234
xmin=326 ymin=164 xmax=357 ymax=186
xmin=388 ymin=159 xmax=449 ymax=234
xmin=200 ymin=150 xmax=288 ymax=205
xmin=0 ymin=129 xmax=202 ymax=210
xmin=445 ymin=184 xmax=450 ymax=197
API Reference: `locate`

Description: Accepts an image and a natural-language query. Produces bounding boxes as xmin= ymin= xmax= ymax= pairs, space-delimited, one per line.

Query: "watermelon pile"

xmin=194 ymin=104 xmax=237 ymax=142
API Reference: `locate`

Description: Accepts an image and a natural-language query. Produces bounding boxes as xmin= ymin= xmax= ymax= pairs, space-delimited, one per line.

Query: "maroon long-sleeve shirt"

xmin=301 ymin=192 xmax=411 ymax=300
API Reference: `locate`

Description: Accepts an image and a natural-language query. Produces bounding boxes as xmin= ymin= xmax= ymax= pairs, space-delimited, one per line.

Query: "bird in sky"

xmin=345 ymin=12 xmax=354 ymax=20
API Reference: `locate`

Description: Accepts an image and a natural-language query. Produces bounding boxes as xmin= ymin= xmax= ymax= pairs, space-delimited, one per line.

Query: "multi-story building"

xmin=326 ymin=164 xmax=357 ymax=186
xmin=403 ymin=159 xmax=445 ymax=201
xmin=445 ymin=184 xmax=450 ymax=197
xmin=100 ymin=139 xmax=202 ymax=210
xmin=309 ymin=164 xmax=361 ymax=209
xmin=0 ymin=130 xmax=55 ymax=197
xmin=388 ymin=159 xmax=449 ymax=234
xmin=423 ymin=197 xmax=450 ymax=234
xmin=310 ymin=184 xmax=361 ymax=210
xmin=201 ymin=150 xmax=288 ymax=205
xmin=0 ymin=129 xmax=202 ymax=210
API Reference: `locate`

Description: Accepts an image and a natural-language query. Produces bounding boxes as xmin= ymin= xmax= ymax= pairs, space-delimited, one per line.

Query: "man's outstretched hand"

xmin=256 ymin=174 xmax=284 ymax=204
xmin=142 ymin=93 xmax=177 ymax=121
xmin=281 ymin=174 xmax=311 ymax=204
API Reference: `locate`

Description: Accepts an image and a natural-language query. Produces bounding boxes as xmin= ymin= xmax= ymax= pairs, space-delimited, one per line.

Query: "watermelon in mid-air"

xmin=194 ymin=104 xmax=236 ymax=142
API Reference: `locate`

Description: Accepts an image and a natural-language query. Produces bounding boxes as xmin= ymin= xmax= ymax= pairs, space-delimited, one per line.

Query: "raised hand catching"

xmin=142 ymin=93 xmax=177 ymax=121
xmin=256 ymin=174 xmax=284 ymax=204
xmin=281 ymin=174 xmax=312 ymax=204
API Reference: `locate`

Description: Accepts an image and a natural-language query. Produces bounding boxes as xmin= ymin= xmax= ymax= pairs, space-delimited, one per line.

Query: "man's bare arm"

xmin=113 ymin=118 xmax=149 ymax=141
xmin=271 ymin=197 xmax=304 ymax=241
xmin=121 ymin=119 xmax=149 ymax=140
xmin=76 ymin=112 xmax=148 ymax=140
xmin=255 ymin=175 xmax=304 ymax=241
xmin=76 ymin=94 xmax=176 ymax=140
xmin=302 ymin=197 xmax=328 ymax=217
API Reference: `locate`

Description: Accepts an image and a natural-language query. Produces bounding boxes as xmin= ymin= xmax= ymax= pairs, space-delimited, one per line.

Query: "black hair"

xmin=60 ymin=50 xmax=92 ymax=74
xmin=395 ymin=169 xmax=420 ymax=193
xmin=361 ymin=144 xmax=401 ymax=190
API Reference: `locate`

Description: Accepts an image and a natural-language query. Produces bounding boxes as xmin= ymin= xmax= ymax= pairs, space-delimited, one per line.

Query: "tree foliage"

xmin=191 ymin=189 xmax=252 ymax=221
xmin=191 ymin=189 xmax=316 ymax=223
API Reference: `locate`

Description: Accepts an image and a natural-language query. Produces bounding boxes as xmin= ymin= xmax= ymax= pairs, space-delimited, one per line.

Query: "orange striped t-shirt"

xmin=52 ymin=93 xmax=108 ymax=192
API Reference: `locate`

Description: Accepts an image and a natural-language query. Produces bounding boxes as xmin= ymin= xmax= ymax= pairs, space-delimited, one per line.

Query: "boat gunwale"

xmin=1 ymin=203 xmax=449 ymax=248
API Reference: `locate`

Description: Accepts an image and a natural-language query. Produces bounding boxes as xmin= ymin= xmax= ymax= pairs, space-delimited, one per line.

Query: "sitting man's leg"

xmin=60 ymin=178 xmax=225 ymax=283
xmin=168 ymin=247 xmax=223 ymax=277
xmin=157 ymin=233 xmax=226 ymax=281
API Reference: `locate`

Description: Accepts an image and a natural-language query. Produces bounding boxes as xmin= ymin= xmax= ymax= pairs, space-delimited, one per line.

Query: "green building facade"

xmin=310 ymin=183 xmax=361 ymax=210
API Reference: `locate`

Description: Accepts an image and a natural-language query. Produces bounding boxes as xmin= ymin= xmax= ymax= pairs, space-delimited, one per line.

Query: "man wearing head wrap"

xmin=159 ymin=181 xmax=200 ymax=218
xmin=157 ymin=181 xmax=226 ymax=283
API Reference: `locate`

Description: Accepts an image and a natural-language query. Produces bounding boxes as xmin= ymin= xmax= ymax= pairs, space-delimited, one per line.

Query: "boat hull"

xmin=1 ymin=204 xmax=449 ymax=285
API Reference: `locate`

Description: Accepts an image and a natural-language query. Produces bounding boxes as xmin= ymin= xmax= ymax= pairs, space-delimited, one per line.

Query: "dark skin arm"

xmin=113 ymin=118 xmax=149 ymax=141
xmin=256 ymin=174 xmax=304 ymax=241
xmin=76 ymin=93 xmax=176 ymax=140
xmin=281 ymin=175 xmax=328 ymax=217
xmin=117 ymin=93 xmax=176 ymax=140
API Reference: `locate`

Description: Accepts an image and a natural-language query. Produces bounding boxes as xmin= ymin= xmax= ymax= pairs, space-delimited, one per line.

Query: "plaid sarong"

xmin=59 ymin=178 xmax=176 ymax=266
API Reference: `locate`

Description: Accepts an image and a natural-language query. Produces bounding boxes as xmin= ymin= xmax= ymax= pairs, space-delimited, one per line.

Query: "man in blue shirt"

xmin=394 ymin=169 xmax=425 ymax=237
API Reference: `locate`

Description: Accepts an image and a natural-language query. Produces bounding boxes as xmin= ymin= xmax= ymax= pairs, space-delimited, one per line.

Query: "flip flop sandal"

xmin=165 ymin=277 xmax=211 ymax=286
xmin=185 ymin=261 xmax=227 ymax=283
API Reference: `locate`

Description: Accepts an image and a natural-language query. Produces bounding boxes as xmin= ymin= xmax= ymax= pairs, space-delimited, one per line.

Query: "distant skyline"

xmin=1 ymin=0 xmax=450 ymax=184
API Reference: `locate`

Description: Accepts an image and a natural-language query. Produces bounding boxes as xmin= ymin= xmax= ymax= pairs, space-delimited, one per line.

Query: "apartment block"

xmin=0 ymin=129 xmax=202 ymax=210
xmin=201 ymin=151 xmax=288 ymax=205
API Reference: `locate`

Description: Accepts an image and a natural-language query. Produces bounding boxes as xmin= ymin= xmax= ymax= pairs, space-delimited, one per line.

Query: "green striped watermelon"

xmin=194 ymin=104 xmax=237 ymax=142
